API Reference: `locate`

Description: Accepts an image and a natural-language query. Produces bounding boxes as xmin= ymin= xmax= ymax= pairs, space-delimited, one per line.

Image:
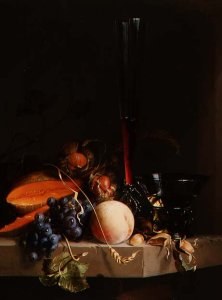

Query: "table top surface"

xmin=0 ymin=234 xmax=222 ymax=278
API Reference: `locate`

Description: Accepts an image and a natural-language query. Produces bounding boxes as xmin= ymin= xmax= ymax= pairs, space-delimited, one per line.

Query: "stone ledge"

xmin=0 ymin=235 xmax=222 ymax=278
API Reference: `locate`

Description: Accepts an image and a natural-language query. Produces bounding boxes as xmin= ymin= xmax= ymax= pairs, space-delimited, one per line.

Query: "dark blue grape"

xmin=35 ymin=221 xmax=45 ymax=232
xmin=65 ymin=225 xmax=83 ymax=240
xmin=79 ymin=212 xmax=88 ymax=225
xmin=63 ymin=207 xmax=74 ymax=215
xmin=57 ymin=234 xmax=62 ymax=241
xmin=29 ymin=251 xmax=39 ymax=262
xmin=57 ymin=212 xmax=64 ymax=221
xmin=83 ymin=201 xmax=93 ymax=213
xmin=47 ymin=197 xmax=56 ymax=207
xmin=38 ymin=236 xmax=48 ymax=249
xmin=79 ymin=204 xmax=92 ymax=225
xmin=41 ymin=223 xmax=53 ymax=237
xmin=63 ymin=215 xmax=77 ymax=229
xmin=64 ymin=228 xmax=74 ymax=238
xmin=49 ymin=234 xmax=60 ymax=245
xmin=45 ymin=217 xmax=52 ymax=223
xmin=34 ymin=213 xmax=45 ymax=223
xmin=69 ymin=197 xmax=76 ymax=206
xmin=73 ymin=226 xmax=83 ymax=239
xmin=60 ymin=197 xmax=69 ymax=206
xmin=70 ymin=201 xmax=76 ymax=209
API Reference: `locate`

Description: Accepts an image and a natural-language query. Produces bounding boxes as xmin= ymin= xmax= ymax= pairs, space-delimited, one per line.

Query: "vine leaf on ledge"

xmin=58 ymin=260 xmax=89 ymax=293
xmin=39 ymin=251 xmax=89 ymax=293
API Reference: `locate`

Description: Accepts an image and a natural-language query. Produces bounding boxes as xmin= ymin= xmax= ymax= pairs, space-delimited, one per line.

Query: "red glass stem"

xmin=121 ymin=118 xmax=133 ymax=185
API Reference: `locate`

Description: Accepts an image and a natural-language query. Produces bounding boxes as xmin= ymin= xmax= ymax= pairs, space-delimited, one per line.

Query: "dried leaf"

xmin=178 ymin=253 xmax=196 ymax=272
xmin=148 ymin=233 xmax=172 ymax=247
xmin=179 ymin=239 xmax=195 ymax=254
xmin=193 ymin=238 xmax=198 ymax=248
xmin=148 ymin=233 xmax=172 ymax=259
xmin=174 ymin=238 xmax=196 ymax=265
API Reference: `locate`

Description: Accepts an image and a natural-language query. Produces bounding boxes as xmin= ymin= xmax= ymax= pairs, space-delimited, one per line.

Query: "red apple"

xmin=90 ymin=200 xmax=135 ymax=244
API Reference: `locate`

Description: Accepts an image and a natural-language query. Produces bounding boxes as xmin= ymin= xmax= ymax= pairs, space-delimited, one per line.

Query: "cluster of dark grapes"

xmin=25 ymin=212 xmax=62 ymax=262
xmin=24 ymin=194 xmax=93 ymax=262
xmin=47 ymin=195 xmax=92 ymax=241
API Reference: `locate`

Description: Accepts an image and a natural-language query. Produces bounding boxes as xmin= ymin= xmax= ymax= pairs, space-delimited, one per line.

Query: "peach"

xmin=90 ymin=200 xmax=135 ymax=244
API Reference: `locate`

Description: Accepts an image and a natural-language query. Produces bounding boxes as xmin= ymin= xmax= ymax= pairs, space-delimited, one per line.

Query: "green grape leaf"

xmin=42 ymin=252 xmax=71 ymax=274
xmin=41 ymin=258 xmax=54 ymax=275
xmin=51 ymin=251 xmax=71 ymax=270
xmin=39 ymin=273 xmax=60 ymax=287
xmin=39 ymin=251 xmax=89 ymax=293
xmin=58 ymin=260 xmax=89 ymax=293
xmin=67 ymin=259 xmax=89 ymax=275
xmin=39 ymin=252 xmax=72 ymax=287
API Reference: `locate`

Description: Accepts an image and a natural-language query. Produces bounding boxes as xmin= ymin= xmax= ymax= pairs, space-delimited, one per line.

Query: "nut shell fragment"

xmin=129 ymin=233 xmax=145 ymax=246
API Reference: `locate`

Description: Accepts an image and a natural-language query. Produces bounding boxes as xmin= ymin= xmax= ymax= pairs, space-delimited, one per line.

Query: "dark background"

xmin=0 ymin=0 xmax=212 ymax=174
xmin=0 ymin=0 xmax=222 ymax=298
xmin=0 ymin=0 xmax=220 ymax=233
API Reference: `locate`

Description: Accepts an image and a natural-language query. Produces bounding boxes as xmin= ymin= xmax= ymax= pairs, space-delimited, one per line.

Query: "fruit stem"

xmin=62 ymin=234 xmax=79 ymax=261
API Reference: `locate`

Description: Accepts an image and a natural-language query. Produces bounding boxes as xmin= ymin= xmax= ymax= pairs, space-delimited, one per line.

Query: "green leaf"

xmin=42 ymin=252 xmax=71 ymax=274
xmin=42 ymin=258 xmax=54 ymax=274
xmin=39 ymin=273 xmax=60 ymax=287
xmin=39 ymin=252 xmax=72 ymax=287
xmin=58 ymin=271 xmax=89 ymax=293
xmin=58 ymin=260 xmax=89 ymax=293
xmin=40 ymin=251 xmax=89 ymax=293
xmin=67 ymin=260 xmax=89 ymax=276
xmin=51 ymin=251 xmax=71 ymax=271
